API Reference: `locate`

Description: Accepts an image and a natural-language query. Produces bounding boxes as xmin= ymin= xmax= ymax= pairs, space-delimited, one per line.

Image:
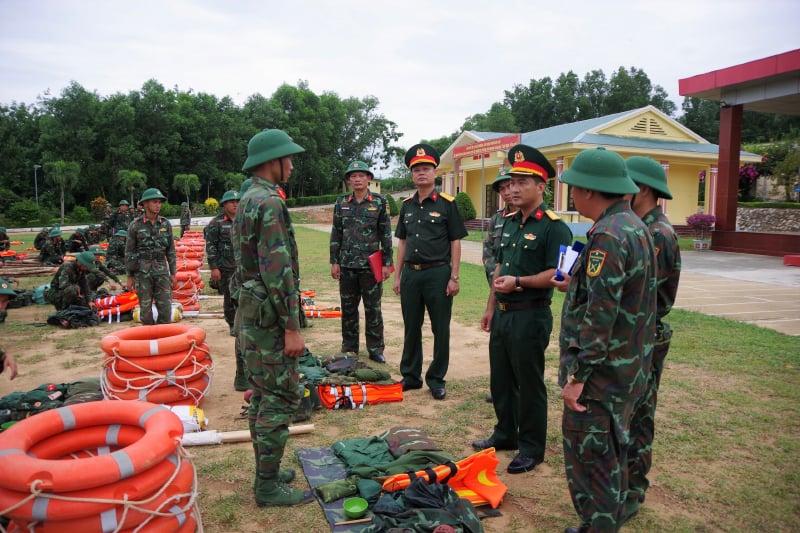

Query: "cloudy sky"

xmin=1 ymin=0 xmax=798 ymax=161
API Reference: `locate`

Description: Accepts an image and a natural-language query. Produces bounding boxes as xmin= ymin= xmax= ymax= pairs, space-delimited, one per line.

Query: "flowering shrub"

xmin=686 ymin=212 xmax=716 ymax=239
xmin=739 ymin=163 xmax=760 ymax=185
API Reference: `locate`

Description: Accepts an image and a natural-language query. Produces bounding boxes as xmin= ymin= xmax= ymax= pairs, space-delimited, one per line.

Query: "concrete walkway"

xmin=301 ymin=224 xmax=800 ymax=336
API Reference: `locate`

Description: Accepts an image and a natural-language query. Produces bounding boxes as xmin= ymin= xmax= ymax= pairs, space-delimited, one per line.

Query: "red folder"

xmin=368 ymin=250 xmax=394 ymax=283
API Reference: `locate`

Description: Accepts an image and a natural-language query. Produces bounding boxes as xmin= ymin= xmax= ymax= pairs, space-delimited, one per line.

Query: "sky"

xmin=1 ymin=0 xmax=799 ymax=172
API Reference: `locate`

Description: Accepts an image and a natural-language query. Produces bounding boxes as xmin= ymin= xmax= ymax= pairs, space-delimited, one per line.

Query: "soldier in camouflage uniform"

xmin=125 ymin=188 xmax=177 ymax=325
xmin=233 ymin=128 xmax=313 ymax=507
xmin=34 ymin=227 xmax=51 ymax=250
xmin=229 ymin=180 xmax=253 ymax=391
xmin=0 ymin=227 xmax=9 ymax=252
xmin=180 ymin=202 xmax=191 ymax=237
xmin=106 ymin=230 xmax=127 ymax=274
xmin=38 ymin=228 xmax=66 ymax=265
xmin=481 ymin=168 xmax=516 ymax=286
xmin=101 ymin=203 xmax=113 ymax=240
xmin=66 ymin=228 xmax=89 ymax=253
xmin=329 ymin=161 xmax=393 ymax=363
xmin=557 ymin=147 xmax=656 ymax=533
xmin=205 ymin=191 xmax=240 ymax=335
xmin=45 ymin=251 xmax=99 ymax=310
xmin=86 ymin=245 xmax=123 ymax=295
xmin=109 ymin=200 xmax=132 ymax=235
xmin=0 ymin=279 xmax=19 ymax=381
xmin=624 ymin=156 xmax=682 ymax=522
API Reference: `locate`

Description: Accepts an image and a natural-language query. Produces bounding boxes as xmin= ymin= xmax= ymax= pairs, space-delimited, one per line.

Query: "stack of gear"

xmin=0 ymin=400 xmax=200 ymax=532
xmin=94 ymin=291 xmax=139 ymax=323
xmin=0 ymin=378 xmax=103 ymax=428
xmin=301 ymin=290 xmax=342 ymax=319
xmin=173 ymin=232 xmax=205 ymax=313
xmin=100 ymin=324 xmax=214 ymax=406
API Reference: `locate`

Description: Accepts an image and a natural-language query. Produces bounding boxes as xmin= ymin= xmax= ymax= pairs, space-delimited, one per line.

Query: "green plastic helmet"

xmin=491 ymin=167 xmax=512 ymax=192
xmin=0 ymin=279 xmax=16 ymax=298
xmin=119 ymin=200 xmax=129 ymax=206
xmin=49 ymin=228 xmax=62 ymax=238
xmin=115 ymin=230 xmax=127 ymax=238
xmin=242 ymin=129 xmax=305 ymax=172
xmin=181 ymin=201 xmax=189 ymax=207
xmin=625 ymin=156 xmax=673 ymax=200
xmin=140 ymin=188 xmax=167 ymax=202
xmin=345 ymin=161 xmax=373 ymax=179
xmin=75 ymin=251 xmax=98 ymax=272
xmin=0 ymin=227 xmax=6 ymax=233
xmin=88 ymin=245 xmax=105 ymax=255
xmin=220 ymin=190 xmax=241 ymax=205
xmin=560 ymin=147 xmax=639 ymax=195
xmin=239 ymin=178 xmax=253 ymax=195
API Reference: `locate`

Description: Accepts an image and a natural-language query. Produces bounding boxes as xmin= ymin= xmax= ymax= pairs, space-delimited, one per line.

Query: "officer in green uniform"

xmin=38 ymin=228 xmax=66 ymax=265
xmin=558 ymin=147 xmax=656 ymax=533
xmin=46 ymin=251 xmax=99 ymax=310
xmin=232 ymin=128 xmax=313 ymax=507
xmin=125 ymin=188 xmax=177 ymax=325
xmin=0 ymin=279 xmax=19 ymax=381
xmin=106 ymin=230 xmax=127 ymax=274
xmin=180 ymin=202 xmax=191 ymax=237
xmin=393 ymin=144 xmax=468 ymax=400
xmin=330 ymin=160 xmax=393 ymax=363
xmin=0 ymin=227 xmax=9 ymax=252
xmin=205 ymin=190 xmax=240 ymax=335
xmin=472 ymin=145 xmax=572 ymax=475
xmin=110 ymin=200 xmax=133 ymax=235
xmin=625 ymin=156 xmax=682 ymax=521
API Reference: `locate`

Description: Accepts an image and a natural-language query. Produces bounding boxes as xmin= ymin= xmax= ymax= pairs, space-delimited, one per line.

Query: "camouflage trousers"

xmin=626 ymin=325 xmax=673 ymax=510
xmin=231 ymin=286 xmax=248 ymax=391
xmin=562 ymin=398 xmax=635 ymax=532
xmin=46 ymin=288 xmax=87 ymax=311
xmin=338 ymin=268 xmax=384 ymax=357
xmin=217 ymin=269 xmax=235 ymax=328
xmin=134 ymin=270 xmax=173 ymax=325
xmin=239 ymin=283 xmax=302 ymax=480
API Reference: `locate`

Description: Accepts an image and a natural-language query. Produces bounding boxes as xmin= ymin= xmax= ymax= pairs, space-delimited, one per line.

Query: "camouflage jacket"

xmin=330 ymin=191 xmax=393 ymax=269
xmin=34 ymin=230 xmax=49 ymax=250
xmin=205 ymin=213 xmax=236 ymax=271
xmin=232 ymin=178 xmax=300 ymax=331
xmin=106 ymin=237 xmax=126 ymax=262
xmin=66 ymin=233 xmax=88 ymax=253
xmin=124 ymin=215 xmax=176 ymax=277
xmin=641 ymin=206 xmax=681 ymax=323
xmin=180 ymin=209 xmax=191 ymax=226
xmin=481 ymin=207 xmax=515 ymax=285
xmin=38 ymin=238 xmax=65 ymax=264
xmin=48 ymin=261 xmax=89 ymax=304
xmin=558 ymin=200 xmax=656 ymax=401
xmin=110 ymin=209 xmax=132 ymax=233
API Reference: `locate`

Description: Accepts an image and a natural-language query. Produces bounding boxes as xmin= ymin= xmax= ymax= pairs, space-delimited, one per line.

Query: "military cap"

xmin=507 ymin=144 xmax=556 ymax=181
xmin=491 ymin=167 xmax=512 ymax=192
xmin=239 ymin=178 xmax=253 ymax=196
xmin=220 ymin=190 xmax=241 ymax=205
xmin=75 ymin=251 xmax=99 ymax=272
xmin=560 ymin=147 xmax=639 ymax=195
xmin=242 ymin=129 xmax=305 ymax=172
xmin=0 ymin=279 xmax=16 ymax=298
xmin=140 ymin=188 xmax=167 ymax=202
xmin=181 ymin=201 xmax=189 ymax=207
xmin=345 ymin=161 xmax=374 ymax=179
xmin=625 ymin=156 xmax=673 ymax=200
xmin=404 ymin=143 xmax=440 ymax=169
xmin=115 ymin=230 xmax=127 ymax=237
xmin=49 ymin=228 xmax=62 ymax=238
xmin=119 ymin=200 xmax=129 ymax=206
xmin=89 ymin=224 xmax=97 ymax=230
xmin=0 ymin=227 xmax=6 ymax=233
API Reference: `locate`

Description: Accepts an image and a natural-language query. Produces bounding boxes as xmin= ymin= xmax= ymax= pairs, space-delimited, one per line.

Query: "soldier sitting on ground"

xmin=66 ymin=228 xmax=89 ymax=253
xmin=38 ymin=228 xmax=66 ymax=265
xmin=45 ymin=251 xmax=98 ymax=310
xmin=0 ymin=227 xmax=9 ymax=252
xmin=34 ymin=226 xmax=51 ymax=250
xmin=87 ymin=245 xmax=123 ymax=297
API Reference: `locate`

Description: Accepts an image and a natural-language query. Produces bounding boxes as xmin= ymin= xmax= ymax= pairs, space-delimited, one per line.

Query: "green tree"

xmin=222 ymin=172 xmax=246 ymax=193
xmin=604 ymin=66 xmax=675 ymax=116
xmin=455 ymin=192 xmax=476 ymax=221
xmin=173 ymin=173 xmax=201 ymax=204
xmin=678 ymin=97 xmax=720 ymax=143
xmin=773 ymin=149 xmax=800 ymax=201
xmin=461 ymin=102 xmax=518 ymax=132
xmin=44 ymin=160 xmax=81 ymax=223
xmin=117 ymin=169 xmax=147 ymax=205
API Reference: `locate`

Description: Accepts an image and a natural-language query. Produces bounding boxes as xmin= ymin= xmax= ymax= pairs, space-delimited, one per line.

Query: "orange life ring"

xmin=9 ymin=241 xmax=24 ymax=245
xmin=104 ymin=375 xmax=211 ymax=405
xmin=176 ymin=259 xmax=202 ymax=270
xmin=103 ymin=357 xmax=212 ymax=389
xmin=0 ymin=401 xmax=182 ymax=493
xmin=104 ymin=342 xmax=210 ymax=373
xmin=28 ymin=424 xmax=145 ymax=459
xmin=0 ymin=250 xmax=17 ymax=257
xmin=175 ymin=270 xmax=201 ymax=282
xmin=100 ymin=324 xmax=206 ymax=357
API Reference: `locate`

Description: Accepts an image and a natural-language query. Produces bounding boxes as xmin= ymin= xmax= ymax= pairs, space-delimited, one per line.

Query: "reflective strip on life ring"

xmin=0 ymin=401 xmax=183 ymax=493
xmin=104 ymin=375 xmax=211 ymax=405
xmin=104 ymin=342 xmax=210 ymax=373
xmin=100 ymin=324 xmax=206 ymax=357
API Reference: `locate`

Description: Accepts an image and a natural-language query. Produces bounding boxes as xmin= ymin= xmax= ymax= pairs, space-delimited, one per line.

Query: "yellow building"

xmin=438 ymin=105 xmax=760 ymax=232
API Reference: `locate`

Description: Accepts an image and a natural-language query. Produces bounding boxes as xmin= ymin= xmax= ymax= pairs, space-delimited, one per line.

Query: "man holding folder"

xmin=330 ymin=160 xmax=393 ymax=363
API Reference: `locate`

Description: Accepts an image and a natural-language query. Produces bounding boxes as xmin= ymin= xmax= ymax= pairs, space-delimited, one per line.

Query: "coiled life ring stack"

xmin=0 ymin=400 xmax=200 ymax=532
xmin=100 ymin=324 xmax=213 ymax=406
xmin=173 ymin=234 xmax=206 ymax=312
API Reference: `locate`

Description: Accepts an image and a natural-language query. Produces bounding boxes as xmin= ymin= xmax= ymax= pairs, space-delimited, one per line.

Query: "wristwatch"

xmin=450 ymin=275 xmax=459 ymax=282
xmin=514 ymin=276 xmax=523 ymax=292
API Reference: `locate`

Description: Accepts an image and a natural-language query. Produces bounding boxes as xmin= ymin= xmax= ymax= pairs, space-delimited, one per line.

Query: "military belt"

xmin=497 ymin=299 xmax=551 ymax=312
xmin=140 ymin=253 xmax=166 ymax=261
xmin=404 ymin=260 xmax=447 ymax=271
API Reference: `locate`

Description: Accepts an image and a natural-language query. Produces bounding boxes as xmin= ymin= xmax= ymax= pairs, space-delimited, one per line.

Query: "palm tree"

xmin=117 ymin=170 xmax=147 ymax=205
xmin=173 ymin=173 xmax=201 ymax=205
xmin=44 ymin=160 xmax=81 ymax=223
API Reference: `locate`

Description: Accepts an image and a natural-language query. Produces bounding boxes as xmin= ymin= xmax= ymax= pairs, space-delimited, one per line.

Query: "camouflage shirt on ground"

xmin=330 ymin=192 xmax=393 ymax=269
xmin=558 ymin=200 xmax=657 ymax=401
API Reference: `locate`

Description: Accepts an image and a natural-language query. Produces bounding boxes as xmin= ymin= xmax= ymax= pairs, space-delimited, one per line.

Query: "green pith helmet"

xmin=119 ymin=200 xmax=129 ymax=206
xmin=49 ymin=228 xmax=62 ymax=238
xmin=404 ymin=143 xmax=440 ymax=169
xmin=115 ymin=230 xmax=127 ymax=238
xmin=492 ymin=167 xmax=512 ymax=192
xmin=242 ymin=129 xmax=305 ymax=172
xmin=88 ymin=245 xmax=105 ymax=255
xmin=75 ymin=251 xmax=99 ymax=272
xmin=625 ymin=156 xmax=673 ymax=200
xmin=0 ymin=279 xmax=16 ymax=298
xmin=181 ymin=201 xmax=189 ymax=207
xmin=0 ymin=227 xmax=6 ymax=233
xmin=560 ymin=147 xmax=640 ymax=195
xmin=140 ymin=188 xmax=167 ymax=202
xmin=239 ymin=178 xmax=253 ymax=196
xmin=345 ymin=161 xmax=373 ymax=179
xmin=220 ymin=190 xmax=241 ymax=205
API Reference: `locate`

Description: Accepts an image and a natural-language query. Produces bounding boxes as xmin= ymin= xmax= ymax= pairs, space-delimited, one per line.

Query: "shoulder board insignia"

xmin=545 ymin=209 xmax=560 ymax=221
xmin=440 ymin=192 xmax=455 ymax=202
xmin=587 ymin=249 xmax=607 ymax=277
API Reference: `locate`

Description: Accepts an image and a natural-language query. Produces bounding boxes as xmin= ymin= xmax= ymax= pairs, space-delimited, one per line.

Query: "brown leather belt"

xmin=405 ymin=261 xmax=447 ymax=271
xmin=497 ymin=299 xmax=552 ymax=312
